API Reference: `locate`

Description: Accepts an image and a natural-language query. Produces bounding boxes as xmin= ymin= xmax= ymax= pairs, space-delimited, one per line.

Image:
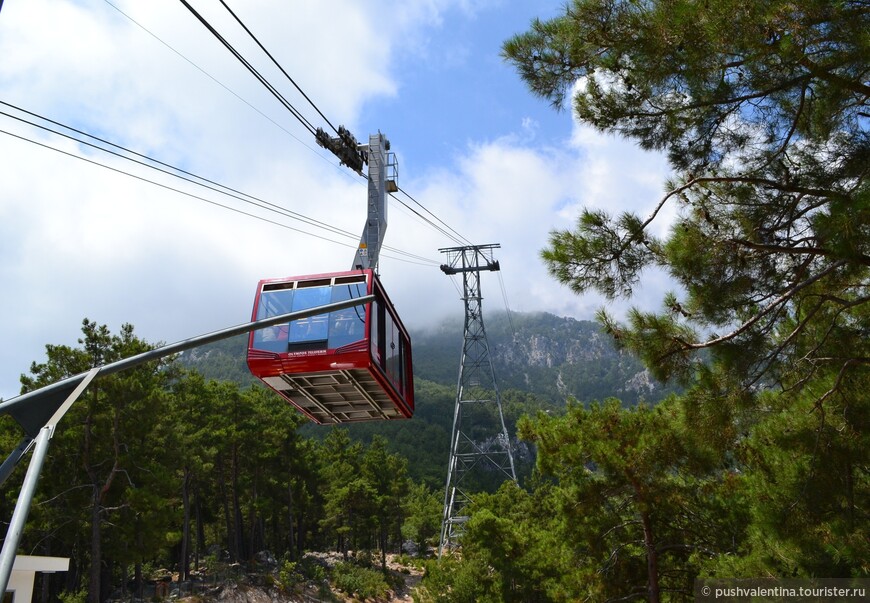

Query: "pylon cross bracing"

xmin=437 ymin=244 xmax=516 ymax=556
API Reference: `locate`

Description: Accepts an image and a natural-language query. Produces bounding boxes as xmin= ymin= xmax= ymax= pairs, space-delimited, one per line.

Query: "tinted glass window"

xmin=370 ymin=300 xmax=381 ymax=364
xmin=253 ymin=289 xmax=294 ymax=352
xmin=289 ymin=286 xmax=331 ymax=343
xmin=328 ymin=282 xmax=367 ymax=349
xmin=385 ymin=310 xmax=403 ymax=393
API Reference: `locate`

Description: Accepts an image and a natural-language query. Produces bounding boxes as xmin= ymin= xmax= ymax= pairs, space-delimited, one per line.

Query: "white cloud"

xmin=0 ymin=0 xmax=676 ymax=400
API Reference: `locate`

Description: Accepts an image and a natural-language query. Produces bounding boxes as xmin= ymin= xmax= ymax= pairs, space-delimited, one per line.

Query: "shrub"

xmin=57 ymin=589 xmax=87 ymax=603
xmin=332 ymin=562 xmax=390 ymax=600
xmin=278 ymin=560 xmax=301 ymax=591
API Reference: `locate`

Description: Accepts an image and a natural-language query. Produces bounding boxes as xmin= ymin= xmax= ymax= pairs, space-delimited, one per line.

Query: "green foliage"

xmin=418 ymin=302 xmax=866 ymax=598
xmin=504 ymin=0 xmax=869 ymax=394
xmin=18 ymin=319 xmax=175 ymax=603
xmin=331 ymin=561 xmax=391 ymax=600
xmin=402 ymin=482 xmax=442 ymax=554
xmin=278 ymin=560 xmax=301 ymax=590
xmin=709 ymin=369 xmax=870 ymax=578
xmin=416 ymin=555 xmax=495 ymax=603
xmin=7 ymin=317 xmax=449 ymax=601
xmin=498 ymin=5 xmax=870 ymax=594
xmin=421 ymin=397 xmax=744 ymax=602
xmin=57 ymin=589 xmax=88 ymax=603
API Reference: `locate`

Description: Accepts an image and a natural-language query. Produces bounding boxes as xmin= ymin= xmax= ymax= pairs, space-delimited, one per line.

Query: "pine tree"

xmin=503 ymin=0 xmax=869 ymax=392
xmin=503 ymin=0 xmax=869 ymax=584
xmin=20 ymin=319 xmax=171 ymax=603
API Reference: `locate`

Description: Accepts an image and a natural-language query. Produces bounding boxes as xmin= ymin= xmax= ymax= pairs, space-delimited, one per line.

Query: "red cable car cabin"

xmin=246 ymin=269 xmax=414 ymax=424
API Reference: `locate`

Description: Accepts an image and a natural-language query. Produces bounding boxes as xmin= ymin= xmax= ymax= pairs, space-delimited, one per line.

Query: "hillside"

xmin=175 ymin=311 xmax=676 ymax=489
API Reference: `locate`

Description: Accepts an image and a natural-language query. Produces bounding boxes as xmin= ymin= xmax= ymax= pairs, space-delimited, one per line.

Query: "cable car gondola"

xmin=246 ymin=269 xmax=414 ymax=424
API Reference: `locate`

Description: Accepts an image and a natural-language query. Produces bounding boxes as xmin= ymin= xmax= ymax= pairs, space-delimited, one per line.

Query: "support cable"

xmin=104 ymin=1 xmax=467 ymax=261
xmin=216 ymin=0 xmax=338 ymax=135
xmin=389 ymin=192 xmax=466 ymax=247
xmin=162 ymin=2 xmax=472 ymax=253
xmin=3 ymin=125 xmax=440 ymax=267
xmin=177 ymin=0 xmax=318 ymax=135
xmin=0 ymin=104 xmax=353 ymax=240
xmin=0 ymin=126 xmax=356 ymax=248
xmin=102 ymin=0 xmax=318 ymax=156
xmin=497 ymin=271 xmax=517 ymax=339
xmin=0 ymin=104 xmax=443 ymax=266
xmin=397 ymin=186 xmax=473 ymax=247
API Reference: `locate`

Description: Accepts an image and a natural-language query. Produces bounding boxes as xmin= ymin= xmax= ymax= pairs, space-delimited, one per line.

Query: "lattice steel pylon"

xmin=438 ymin=244 xmax=517 ymax=556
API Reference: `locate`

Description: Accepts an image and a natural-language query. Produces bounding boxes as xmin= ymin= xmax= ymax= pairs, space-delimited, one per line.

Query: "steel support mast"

xmin=316 ymin=129 xmax=397 ymax=272
xmin=352 ymin=132 xmax=396 ymax=271
xmin=438 ymin=244 xmax=516 ymax=556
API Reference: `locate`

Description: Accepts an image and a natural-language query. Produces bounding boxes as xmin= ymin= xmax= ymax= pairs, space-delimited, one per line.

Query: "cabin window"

xmin=384 ymin=310 xmax=406 ymax=395
xmin=253 ymin=289 xmax=294 ymax=352
xmin=328 ymin=281 xmax=367 ymax=349
xmin=287 ymin=286 xmax=331 ymax=347
xmin=371 ymin=300 xmax=382 ymax=364
xmin=254 ymin=278 xmax=372 ymax=354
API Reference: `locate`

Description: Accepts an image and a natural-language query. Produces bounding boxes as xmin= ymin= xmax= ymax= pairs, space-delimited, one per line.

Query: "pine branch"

xmin=673 ymin=259 xmax=848 ymax=352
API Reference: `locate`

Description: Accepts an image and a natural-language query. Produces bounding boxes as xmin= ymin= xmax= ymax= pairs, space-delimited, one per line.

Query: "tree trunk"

xmin=247 ymin=478 xmax=258 ymax=562
xmin=216 ymin=455 xmax=234 ymax=561
xmin=640 ymin=510 xmax=661 ymax=603
xmin=39 ymin=541 xmax=51 ymax=603
xmin=231 ymin=444 xmax=245 ymax=561
xmin=100 ymin=556 xmax=112 ymax=603
xmin=296 ymin=510 xmax=306 ymax=558
xmin=134 ymin=561 xmax=143 ymax=600
xmin=180 ymin=466 xmax=191 ymax=581
xmin=88 ymin=487 xmax=102 ymax=603
xmin=287 ymin=483 xmax=297 ymax=560
xmin=380 ymin=526 xmax=387 ymax=571
xmin=195 ymin=487 xmax=204 ymax=571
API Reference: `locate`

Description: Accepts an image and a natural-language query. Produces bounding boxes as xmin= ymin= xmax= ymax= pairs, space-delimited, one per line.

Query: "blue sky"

xmin=0 ymin=0 xmax=675 ymax=399
xmin=362 ymin=2 xmax=570 ymax=169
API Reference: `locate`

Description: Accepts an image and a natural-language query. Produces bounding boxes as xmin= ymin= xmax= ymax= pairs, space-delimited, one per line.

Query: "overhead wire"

xmin=497 ymin=270 xmax=517 ymax=339
xmin=0 ymin=104 xmax=440 ymax=266
xmin=102 ymin=0 xmax=320 ymax=159
xmin=215 ymin=0 xmax=338 ymax=136
xmin=397 ymin=186 xmax=473 ymax=247
xmin=389 ymin=192 xmax=466 ymax=247
xmin=0 ymin=127 xmax=356 ymax=250
xmin=165 ymin=3 xmax=518 ymax=330
xmin=97 ymin=0 xmax=472 ymax=267
xmin=176 ymin=0 xmax=473 ymax=252
xmin=0 ymin=103 xmax=353 ymax=241
xmin=176 ymin=0 xmax=318 ymax=136
xmin=101 ymin=1 xmax=443 ymax=264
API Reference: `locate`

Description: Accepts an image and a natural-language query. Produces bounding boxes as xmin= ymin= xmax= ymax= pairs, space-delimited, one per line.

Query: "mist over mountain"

xmin=413 ymin=311 xmax=677 ymax=406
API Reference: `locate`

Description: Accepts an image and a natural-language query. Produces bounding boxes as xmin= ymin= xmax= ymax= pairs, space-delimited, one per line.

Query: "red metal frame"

xmin=246 ymin=269 xmax=414 ymax=423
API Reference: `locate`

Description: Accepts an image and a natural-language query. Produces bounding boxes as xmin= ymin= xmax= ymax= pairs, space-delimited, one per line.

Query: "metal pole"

xmin=0 ymin=438 xmax=34 ymax=489
xmin=0 ymin=295 xmax=375 ymax=418
xmin=0 ymin=425 xmax=52 ymax=594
